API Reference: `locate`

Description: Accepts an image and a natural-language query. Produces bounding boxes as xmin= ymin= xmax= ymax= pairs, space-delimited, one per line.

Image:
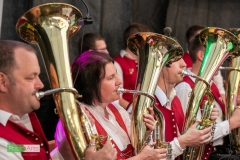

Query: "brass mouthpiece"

xmin=181 ymin=69 xmax=198 ymax=79
xmin=117 ymin=87 xmax=155 ymax=101
xmin=117 ymin=87 xmax=139 ymax=94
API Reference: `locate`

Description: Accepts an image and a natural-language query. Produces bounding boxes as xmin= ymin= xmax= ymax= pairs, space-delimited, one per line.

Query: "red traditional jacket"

xmin=114 ymin=55 xmax=138 ymax=103
xmin=0 ymin=112 xmax=51 ymax=160
xmin=155 ymin=95 xmax=184 ymax=160
xmin=155 ymin=96 xmax=184 ymax=141
xmin=182 ymin=76 xmax=226 ymax=160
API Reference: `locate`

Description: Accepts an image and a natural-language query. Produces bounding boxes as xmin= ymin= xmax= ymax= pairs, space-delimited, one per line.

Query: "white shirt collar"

xmin=155 ymin=86 xmax=176 ymax=108
xmin=0 ymin=109 xmax=33 ymax=131
xmin=119 ymin=49 xmax=127 ymax=58
xmin=0 ymin=109 xmax=12 ymax=126
xmin=119 ymin=49 xmax=135 ymax=60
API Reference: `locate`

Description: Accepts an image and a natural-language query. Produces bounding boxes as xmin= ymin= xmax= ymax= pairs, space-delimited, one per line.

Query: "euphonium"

xmin=117 ymin=87 xmax=172 ymax=159
xmin=224 ymin=28 xmax=240 ymax=153
xmin=16 ymin=3 xmax=97 ymax=159
xmin=183 ymin=27 xmax=240 ymax=160
xmin=127 ymin=32 xmax=183 ymax=155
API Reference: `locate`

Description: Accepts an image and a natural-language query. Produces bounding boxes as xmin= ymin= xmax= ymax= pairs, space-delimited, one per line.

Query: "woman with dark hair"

xmin=54 ymin=51 xmax=167 ymax=160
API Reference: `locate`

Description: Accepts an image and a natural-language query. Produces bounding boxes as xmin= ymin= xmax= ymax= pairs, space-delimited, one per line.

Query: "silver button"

xmin=173 ymin=125 xmax=176 ymax=128
xmin=31 ymin=134 xmax=34 ymax=136
xmin=172 ymin=112 xmax=174 ymax=115
xmin=41 ymin=143 xmax=44 ymax=146
xmin=35 ymin=138 xmax=38 ymax=140
xmin=172 ymin=119 xmax=175 ymax=122
xmin=174 ymin=131 xmax=176 ymax=134
xmin=26 ymin=132 xmax=30 ymax=134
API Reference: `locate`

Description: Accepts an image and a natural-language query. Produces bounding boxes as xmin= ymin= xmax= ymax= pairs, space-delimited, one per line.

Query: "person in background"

xmin=55 ymin=51 xmax=167 ymax=160
xmin=114 ymin=22 xmax=150 ymax=109
xmin=183 ymin=24 xmax=226 ymax=105
xmin=78 ymin=33 xmax=109 ymax=55
xmin=175 ymin=34 xmax=240 ymax=159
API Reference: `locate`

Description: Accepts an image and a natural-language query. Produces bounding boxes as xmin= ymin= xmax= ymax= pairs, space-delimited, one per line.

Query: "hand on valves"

xmin=210 ymin=105 xmax=219 ymax=122
xmin=177 ymin=122 xmax=212 ymax=149
xmin=84 ymin=139 xmax=117 ymax=160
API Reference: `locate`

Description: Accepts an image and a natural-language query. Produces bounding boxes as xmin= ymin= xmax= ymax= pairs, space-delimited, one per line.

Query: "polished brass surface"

xmin=225 ymin=28 xmax=240 ymax=152
xmin=16 ymin=3 xmax=88 ymax=159
xmin=127 ymin=32 xmax=183 ymax=155
xmin=183 ymin=27 xmax=240 ymax=160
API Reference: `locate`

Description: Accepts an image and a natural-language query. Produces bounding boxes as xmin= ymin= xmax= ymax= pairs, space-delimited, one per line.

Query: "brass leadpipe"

xmin=36 ymin=88 xmax=80 ymax=100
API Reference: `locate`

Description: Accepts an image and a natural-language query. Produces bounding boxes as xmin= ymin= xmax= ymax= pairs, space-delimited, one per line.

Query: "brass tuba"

xmin=127 ymin=32 xmax=183 ymax=156
xmin=224 ymin=28 xmax=240 ymax=153
xmin=16 ymin=3 xmax=96 ymax=159
xmin=183 ymin=27 xmax=240 ymax=160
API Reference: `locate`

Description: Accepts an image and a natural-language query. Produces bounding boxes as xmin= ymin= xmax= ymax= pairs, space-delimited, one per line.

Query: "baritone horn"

xmin=183 ymin=27 xmax=240 ymax=160
xmin=127 ymin=32 xmax=183 ymax=156
xmin=16 ymin=3 xmax=97 ymax=159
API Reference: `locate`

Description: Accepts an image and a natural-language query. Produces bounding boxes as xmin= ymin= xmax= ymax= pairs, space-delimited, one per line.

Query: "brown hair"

xmin=78 ymin=33 xmax=105 ymax=54
xmin=72 ymin=50 xmax=114 ymax=106
xmin=186 ymin=25 xmax=205 ymax=44
xmin=188 ymin=34 xmax=205 ymax=63
xmin=123 ymin=22 xmax=150 ymax=47
xmin=0 ymin=40 xmax=36 ymax=74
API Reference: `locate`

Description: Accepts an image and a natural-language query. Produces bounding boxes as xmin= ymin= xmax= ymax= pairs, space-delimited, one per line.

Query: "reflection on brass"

xmin=183 ymin=27 xmax=240 ymax=160
xmin=127 ymin=32 xmax=183 ymax=157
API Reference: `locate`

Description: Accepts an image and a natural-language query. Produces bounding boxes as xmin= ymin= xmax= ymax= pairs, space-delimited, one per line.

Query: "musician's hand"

xmin=229 ymin=107 xmax=240 ymax=130
xmin=210 ymin=105 xmax=219 ymax=122
xmin=85 ymin=139 xmax=117 ymax=160
xmin=132 ymin=142 xmax=167 ymax=160
xmin=177 ymin=121 xmax=212 ymax=148
xmin=143 ymin=107 xmax=156 ymax=132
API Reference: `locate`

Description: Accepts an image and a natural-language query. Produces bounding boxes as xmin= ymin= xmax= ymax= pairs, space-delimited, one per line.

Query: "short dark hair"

xmin=0 ymin=40 xmax=36 ymax=74
xmin=78 ymin=33 xmax=105 ymax=54
xmin=186 ymin=25 xmax=205 ymax=44
xmin=71 ymin=50 xmax=114 ymax=106
xmin=188 ymin=34 xmax=205 ymax=63
xmin=123 ymin=22 xmax=150 ymax=47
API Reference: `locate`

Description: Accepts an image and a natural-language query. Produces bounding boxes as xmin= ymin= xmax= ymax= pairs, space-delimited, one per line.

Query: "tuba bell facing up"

xmin=16 ymin=3 xmax=98 ymax=159
xmin=183 ymin=27 xmax=240 ymax=160
xmin=127 ymin=32 xmax=183 ymax=156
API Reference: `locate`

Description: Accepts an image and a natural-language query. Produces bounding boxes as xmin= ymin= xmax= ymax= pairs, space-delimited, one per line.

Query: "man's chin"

xmin=33 ymin=103 xmax=41 ymax=110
